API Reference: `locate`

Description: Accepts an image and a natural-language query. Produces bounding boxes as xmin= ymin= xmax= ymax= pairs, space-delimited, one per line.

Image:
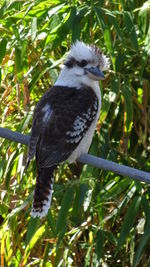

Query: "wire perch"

xmin=0 ymin=127 xmax=149 ymax=183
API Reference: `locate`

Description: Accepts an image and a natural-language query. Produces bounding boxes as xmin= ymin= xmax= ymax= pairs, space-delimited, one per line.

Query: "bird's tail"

xmin=31 ymin=165 xmax=56 ymax=218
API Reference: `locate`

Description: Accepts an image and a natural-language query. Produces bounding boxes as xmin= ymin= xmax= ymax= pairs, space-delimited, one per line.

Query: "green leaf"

xmin=111 ymin=76 xmax=120 ymax=95
xmin=42 ymin=243 xmax=51 ymax=267
xmin=56 ymin=224 xmax=68 ymax=249
xmin=107 ymin=14 xmax=123 ymax=42
xmin=103 ymin=28 xmax=113 ymax=53
xmin=22 ymin=224 xmax=45 ymax=266
xmin=141 ymin=195 xmax=150 ymax=219
xmin=72 ymin=183 xmax=89 ymax=218
xmin=4 ymin=150 xmax=18 ymax=188
xmin=31 ymin=17 xmax=37 ymax=41
xmin=94 ymin=6 xmax=105 ymax=29
xmin=25 ymin=217 xmax=40 ymax=246
xmin=101 ymin=178 xmax=131 ymax=201
xmin=48 ymin=4 xmax=65 ymax=17
xmin=100 ymin=86 xmax=118 ymax=124
xmin=133 ymin=214 xmax=150 ymax=266
xmin=140 ymin=49 xmax=148 ymax=79
xmin=103 ymin=28 xmax=115 ymax=69
xmin=0 ymin=38 xmax=7 ymax=64
xmin=7 ymin=193 xmax=33 ymax=219
xmin=95 ymin=229 xmax=105 ymax=260
xmin=47 ymin=210 xmax=56 ymax=236
xmin=115 ymin=51 xmax=126 ymax=72
xmin=56 ymin=187 xmax=74 ymax=234
xmin=138 ymin=1 xmax=150 ymax=35
xmin=0 ymin=1 xmax=7 ymax=19
xmin=117 ymin=196 xmax=141 ymax=247
xmin=122 ymin=83 xmax=133 ymax=132
xmin=104 ymin=230 xmax=117 ymax=246
xmin=94 ymin=8 xmax=115 ymax=68
xmin=15 ymin=46 xmax=22 ymax=74
xmin=100 ymin=92 xmax=111 ymax=123
xmin=71 ymin=7 xmax=87 ymax=42
xmin=124 ymin=11 xmax=138 ymax=51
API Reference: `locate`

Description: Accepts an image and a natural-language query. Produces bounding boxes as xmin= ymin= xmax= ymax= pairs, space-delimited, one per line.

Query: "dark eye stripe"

xmin=64 ymin=57 xmax=76 ymax=68
xmin=77 ymin=60 xmax=88 ymax=67
xmin=64 ymin=57 xmax=88 ymax=69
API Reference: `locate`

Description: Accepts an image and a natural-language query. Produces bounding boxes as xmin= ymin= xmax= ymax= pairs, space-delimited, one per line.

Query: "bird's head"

xmin=55 ymin=41 xmax=110 ymax=88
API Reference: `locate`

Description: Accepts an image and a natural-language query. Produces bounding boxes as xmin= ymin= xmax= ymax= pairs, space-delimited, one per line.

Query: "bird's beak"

xmin=85 ymin=66 xmax=105 ymax=81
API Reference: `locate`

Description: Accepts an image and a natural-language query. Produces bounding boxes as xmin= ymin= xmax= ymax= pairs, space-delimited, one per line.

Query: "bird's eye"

xmin=80 ymin=60 xmax=88 ymax=67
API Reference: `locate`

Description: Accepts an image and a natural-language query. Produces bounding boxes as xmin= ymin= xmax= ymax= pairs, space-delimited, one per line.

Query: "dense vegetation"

xmin=0 ymin=0 xmax=150 ymax=266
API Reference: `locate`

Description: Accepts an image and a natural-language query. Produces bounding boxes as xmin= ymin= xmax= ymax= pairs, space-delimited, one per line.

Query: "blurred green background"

xmin=0 ymin=0 xmax=150 ymax=266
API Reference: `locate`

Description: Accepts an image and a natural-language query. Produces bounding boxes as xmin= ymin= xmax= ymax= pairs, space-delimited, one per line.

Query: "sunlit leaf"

xmin=22 ymin=224 xmax=45 ymax=266
xmin=0 ymin=38 xmax=7 ymax=64
xmin=31 ymin=17 xmax=37 ymax=41
xmin=25 ymin=217 xmax=40 ymax=246
xmin=101 ymin=178 xmax=131 ymax=201
xmin=122 ymin=83 xmax=133 ymax=133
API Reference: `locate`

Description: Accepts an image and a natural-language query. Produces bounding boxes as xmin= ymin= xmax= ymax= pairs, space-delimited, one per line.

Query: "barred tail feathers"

xmin=31 ymin=166 xmax=56 ymax=218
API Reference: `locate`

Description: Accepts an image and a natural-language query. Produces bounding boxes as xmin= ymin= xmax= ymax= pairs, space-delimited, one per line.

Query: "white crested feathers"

xmin=70 ymin=41 xmax=95 ymax=63
xmin=55 ymin=40 xmax=110 ymax=90
xmin=70 ymin=41 xmax=110 ymax=71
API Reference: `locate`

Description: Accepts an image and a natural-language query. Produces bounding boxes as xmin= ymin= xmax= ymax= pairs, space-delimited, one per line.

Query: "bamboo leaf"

xmin=22 ymin=224 xmax=45 ymax=266
xmin=25 ymin=217 xmax=40 ymax=246
xmin=124 ymin=11 xmax=138 ymax=51
xmin=101 ymin=178 xmax=131 ymax=201
xmin=15 ymin=46 xmax=22 ymax=74
xmin=111 ymin=76 xmax=120 ymax=95
xmin=100 ymin=86 xmax=118 ymax=124
xmin=56 ymin=187 xmax=74 ymax=234
xmin=107 ymin=14 xmax=123 ymax=42
xmin=0 ymin=38 xmax=7 ymax=64
xmin=133 ymin=218 xmax=150 ymax=267
xmin=72 ymin=183 xmax=89 ymax=219
xmin=118 ymin=196 xmax=141 ymax=247
xmin=31 ymin=17 xmax=37 ymax=41
xmin=103 ymin=28 xmax=116 ymax=69
xmin=47 ymin=210 xmax=56 ymax=235
xmin=122 ymin=83 xmax=133 ymax=133
xmin=96 ymin=229 xmax=105 ymax=260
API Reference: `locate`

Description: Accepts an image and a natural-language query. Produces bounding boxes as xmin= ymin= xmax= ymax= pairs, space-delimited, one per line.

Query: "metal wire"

xmin=0 ymin=127 xmax=150 ymax=183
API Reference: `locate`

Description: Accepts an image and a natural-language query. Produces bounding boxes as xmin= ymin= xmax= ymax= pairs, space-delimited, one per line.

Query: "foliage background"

xmin=0 ymin=0 xmax=150 ymax=266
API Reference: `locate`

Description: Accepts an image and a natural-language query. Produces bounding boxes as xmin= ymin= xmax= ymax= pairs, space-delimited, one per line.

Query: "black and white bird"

xmin=27 ymin=41 xmax=109 ymax=218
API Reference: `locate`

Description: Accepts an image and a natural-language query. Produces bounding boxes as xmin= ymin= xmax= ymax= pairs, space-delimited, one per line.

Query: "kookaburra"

xmin=27 ymin=41 xmax=109 ymax=217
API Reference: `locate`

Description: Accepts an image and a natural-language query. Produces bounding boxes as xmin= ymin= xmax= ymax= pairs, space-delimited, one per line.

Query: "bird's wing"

xmin=29 ymin=85 xmax=99 ymax=168
xmin=27 ymin=89 xmax=53 ymax=164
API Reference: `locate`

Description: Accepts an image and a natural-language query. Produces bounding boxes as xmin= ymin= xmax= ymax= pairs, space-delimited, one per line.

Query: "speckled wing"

xmin=28 ymin=85 xmax=99 ymax=168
